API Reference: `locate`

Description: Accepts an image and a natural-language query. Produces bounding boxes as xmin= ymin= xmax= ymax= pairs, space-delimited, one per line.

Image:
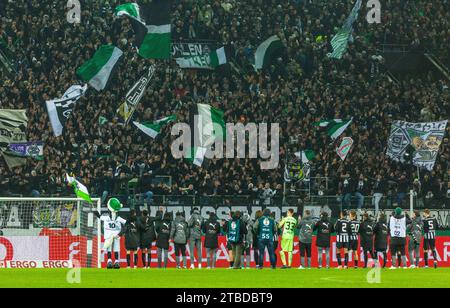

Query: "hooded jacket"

xmin=373 ymin=217 xmax=388 ymax=250
xmin=202 ymin=216 xmax=221 ymax=249
xmin=124 ymin=219 xmax=140 ymax=250
xmin=407 ymin=216 xmax=423 ymax=245
xmin=298 ymin=215 xmax=315 ymax=244
xmin=156 ymin=216 xmax=172 ymax=250
xmin=171 ymin=215 xmax=189 ymax=245
xmin=188 ymin=209 xmax=204 ymax=240
xmin=313 ymin=216 xmax=333 ymax=248
xmin=138 ymin=213 xmax=159 ymax=246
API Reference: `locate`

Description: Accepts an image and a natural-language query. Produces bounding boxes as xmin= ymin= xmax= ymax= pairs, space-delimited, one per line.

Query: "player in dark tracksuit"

xmin=360 ymin=213 xmax=375 ymax=268
xmin=202 ymin=212 xmax=221 ymax=269
xmin=422 ymin=209 xmax=439 ymax=269
xmin=348 ymin=210 xmax=361 ymax=268
xmin=138 ymin=210 xmax=159 ymax=268
xmin=313 ymin=212 xmax=333 ymax=269
xmin=124 ymin=211 xmax=140 ymax=268
xmin=335 ymin=211 xmax=350 ymax=269
xmin=155 ymin=212 xmax=172 ymax=268
xmin=407 ymin=210 xmax=423 ymax=268
xmin=373 ymin=213 xmax=389 ymax=268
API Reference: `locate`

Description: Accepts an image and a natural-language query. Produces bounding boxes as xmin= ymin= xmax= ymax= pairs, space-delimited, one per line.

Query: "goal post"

xmin=0 ymin=197 xmax=101 ymax=269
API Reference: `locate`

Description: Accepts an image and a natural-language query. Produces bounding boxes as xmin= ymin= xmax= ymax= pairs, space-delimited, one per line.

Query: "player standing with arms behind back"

xmin=422 ymin=209 xmax=439 ymax=269
xmin=348 ymin=210 xmax=361 ymax=268
xmin=373 ymin=213 xmax=389 ymax=268
xmin=313 ymin=212 xmax=333 ymax=269
xmin=278 ymin=209 xmax=297 ymax=269
xmin=335 ymin=211 xmax=350 ymax=269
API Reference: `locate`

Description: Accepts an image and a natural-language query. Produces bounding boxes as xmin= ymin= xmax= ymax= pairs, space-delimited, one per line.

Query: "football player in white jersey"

xmin=389 ymin=207 xmax=410 ymax=269
xmin=94 ymin=198 xmax=126 ymax=269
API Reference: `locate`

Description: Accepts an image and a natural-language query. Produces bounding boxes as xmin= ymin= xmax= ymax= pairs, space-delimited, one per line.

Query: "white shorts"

xmin=105 ymin=237 xmax=121 ymax=253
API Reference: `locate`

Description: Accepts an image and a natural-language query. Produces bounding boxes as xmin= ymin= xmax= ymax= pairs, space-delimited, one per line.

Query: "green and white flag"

xmin=327 ymin=118 xmax=353 ymax=140
xmin=254 ymin=35 xmax=284 ymax=70
xmin=176 ymin=47 xmax=228 ymax=70
xmin=66 ymin=174 xmax=92 ymax=203
xmin=187 ymin=104 xmax=225 ymax=167
xmin=328 ymin=28 xmax=351 ymax=59
xmin=328 ymin=0 xmax=362 ymax=59
xmin=76 ymin=45 xmax=123 ymax=91
xmin=131 ymin=0 xmax=172 ymax=59
xmin=133 ymin=115 xmax=177 ymax=139
xmin=115 ymin=3 xmax=144 ymax=23
xmin=314 ymin=118 xmax=353 ymax=140
xmin=294 ymin=150 xmax=316 ymax=164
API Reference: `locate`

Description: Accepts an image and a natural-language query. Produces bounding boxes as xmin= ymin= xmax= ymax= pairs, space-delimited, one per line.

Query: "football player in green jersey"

xmin=278 ymin=209 xmax=297 ymax=269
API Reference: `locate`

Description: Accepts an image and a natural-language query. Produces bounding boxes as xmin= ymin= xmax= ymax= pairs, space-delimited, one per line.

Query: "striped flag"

xmin=328 ymin=0 xmax=362 ymax=59
xmin=187 ymin=104 xmax=225 ymax=167
xmin=327 ymin=118 xmax=353 ymax=140
xmin=133 ymin=115 xmax=177 ymax=139
xmin=66 ymin=174 xmax=92 ymax=203
xmin=76 ymin=45 xmax=123 ymax=91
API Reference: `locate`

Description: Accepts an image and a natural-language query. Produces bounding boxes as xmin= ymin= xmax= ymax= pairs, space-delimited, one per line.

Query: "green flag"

xmin=76 ymin=45 xmax=123 ymax=91
xmin=66 ymin=174 xmax=92 ymax=203
xmin=133 ymin=115 xmax=177 ymax=138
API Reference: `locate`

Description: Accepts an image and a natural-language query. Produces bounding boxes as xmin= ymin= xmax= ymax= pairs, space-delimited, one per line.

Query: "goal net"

xmin=0 ymin=198 xmax=101 ymax=268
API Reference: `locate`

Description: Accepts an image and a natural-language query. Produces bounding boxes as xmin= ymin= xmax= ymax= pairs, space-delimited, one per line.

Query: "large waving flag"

xmin=116 ymin=1 xmax=172 ymax=59
xmin=66 ymin=174 xmax=92 ymax=203
xmin=76 ymin=45 xmax=123 ymax=91
xmin=314 ymin=118 xmax=353 ymax=140
xmin=176 ymin=47 xmax=229 ymax=70
xmin=187 ymin=104 xmax=225 ymax=167
xmin=254 ymin=35 xmax=284 ymax=70
xmin=328 ymin=0 xmax=362 ymax=59
xmin=133 ymin=115 xmax=177 ymax=138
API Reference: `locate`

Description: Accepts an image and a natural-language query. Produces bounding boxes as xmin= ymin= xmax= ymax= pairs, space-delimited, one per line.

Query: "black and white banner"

xmin=45 ymin=85 xmax=88 ymax=137
xmin=387 ymin=120 xmax=448 ymax=171
xmin=117 ymin=65 xmax=157 ymax=124
xmin=172 ymin=41 xmax=215 ymax=58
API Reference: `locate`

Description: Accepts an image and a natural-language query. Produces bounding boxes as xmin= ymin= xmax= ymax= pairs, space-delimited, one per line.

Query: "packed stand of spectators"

xmin=0 ymin=0 xmax=448 ymax=208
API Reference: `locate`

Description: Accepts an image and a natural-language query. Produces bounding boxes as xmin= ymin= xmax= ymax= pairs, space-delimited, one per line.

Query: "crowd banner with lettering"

xmin=171 ymin=41 xmax=215 ymax=58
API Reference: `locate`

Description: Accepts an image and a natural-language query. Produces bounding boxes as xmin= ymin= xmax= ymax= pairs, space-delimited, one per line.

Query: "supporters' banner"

xmin=0 ymin=109 xmax=27 ymax=146
xmin=8 ymin=141 xmax=44 ymax=160
xmin=387 ymin=120 xmax=448 ymax=171
xmin=336 ymin=137 xmax=353 ymax=161
xmin=101 ymin=236 xmax=450 ymax=268
xmin=0 ymin=109 xmax=27 ymax=129
xmin=117 ymin=65 xmax=157 ymax=124
xmin=45 ymin=85 xmax=88 ymax=137
xmin=176 ymin=47 xmax=228 ymax=70
xmin=285 ymin=150 xmax=315 ymax=183
xmin=172 ymin=41 xmax=214 ymax=58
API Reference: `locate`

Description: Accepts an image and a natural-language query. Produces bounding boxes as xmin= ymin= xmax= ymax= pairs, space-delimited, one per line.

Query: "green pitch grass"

xmin=0 ymin=268 xmax=449 ymax=288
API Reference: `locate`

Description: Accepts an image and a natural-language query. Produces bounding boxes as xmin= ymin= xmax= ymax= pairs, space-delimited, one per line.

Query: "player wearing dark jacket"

xmin=124 ymin=210 xmax=140 ymax=268
xmin=155 ymin=212 xmax=172 ymax=268
xmin=360 ymin=213 xmax=375 ymax=268
xmin=313 ymin=212 xmax=333 ymax=269
xmin=373 ymin=213 xmax=389 ymax=268
xmin=202 ymin=212 xmax=221 ymax=269
xmin=138 ymin=210 xmax=159 ymax=268
xmin=407 ymin=210 xmax=423 ymax=268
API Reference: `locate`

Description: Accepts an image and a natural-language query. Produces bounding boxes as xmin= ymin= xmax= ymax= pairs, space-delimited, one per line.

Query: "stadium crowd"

xmin=0 ymin=0 xmax=449 ymax=208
